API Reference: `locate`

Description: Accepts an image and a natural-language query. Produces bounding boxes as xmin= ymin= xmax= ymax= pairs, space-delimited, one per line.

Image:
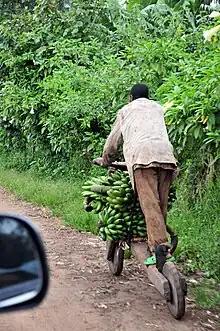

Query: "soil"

xmin=0 ymin=187 xmax=219 ymax=331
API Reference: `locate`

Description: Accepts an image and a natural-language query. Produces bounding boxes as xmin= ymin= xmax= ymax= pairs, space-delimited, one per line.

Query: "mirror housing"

xmin=0 ymin=213 xmax=49 ymax=313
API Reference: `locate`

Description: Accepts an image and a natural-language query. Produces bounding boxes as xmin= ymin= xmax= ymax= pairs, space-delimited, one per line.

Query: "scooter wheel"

xmin=162 ymin=262 xmax=186 ymax=320
xmin=106 ymin=240 xmax=124 ymax=276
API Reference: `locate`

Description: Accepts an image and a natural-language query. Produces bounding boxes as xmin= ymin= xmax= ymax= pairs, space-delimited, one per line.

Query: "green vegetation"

xmin=170 ymin=179 xmax=220 ymax=278
xmin=0 ymin=0 xmax=219 ymax=306
xmin=190 ymin=279 xmax=220 ymax=309
xmin=0 ymin=1 xmax=219 ymax=184
xmin=0 ymin=166 xmax=97 ymax=233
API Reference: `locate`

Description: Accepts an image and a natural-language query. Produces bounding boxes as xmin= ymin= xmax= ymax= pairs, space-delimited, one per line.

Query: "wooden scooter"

xmin=92 ymin=158 xmax=187 ymax=319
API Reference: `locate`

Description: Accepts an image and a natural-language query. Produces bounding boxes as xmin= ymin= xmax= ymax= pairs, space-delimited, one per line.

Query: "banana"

xmin=113 ymin=180 xmax=123 ymax=186
xmin=100 ymin=175 xmax=108 ymax=182
xmin=105 ymin=227 xmax=111 ymax=235
xmin=115 ymin=204 xmax=125 ymax=210
xmin=82 ymin=185 xmax=93 ymax=190
xmin=106 ymin=197 xmax=116 ymax=204
xmin=108 ymin=223 xmax=117 ymax=229
xmin=106 ymin=216 xmax=116 ymax=225
xmin=121 ymin=183 xmax=129 ymax=189
xmin=112 ymin=185 xmax=121 ymax=190
xmin=116 ymin=197 xmax=125 ymax=204
xmin=100 ymin=232 xmax=106 ymax=241
xmin=112 ymin=172 xmax=121 ymax=180
xmin=96 ymin=201 xmax=103 ymax=213
xmin=114 ymin=219 xmax=122 ymax=225
xmin=99 ymin=211 xmax=108 ymax=226
xmin=114 ymin=212 xmax=121 ymax=220
xmin=111 ymin=190 xmax=123 ymax=198
xmin=138 ymin=222 xmax=146 ymax=227
xmin=90 ymin=177 xmax=104 ymax=183
xmin=107 ymin=178 xmax=115 ymax=185
xmin=110 ymin=210 xmax=117 ymax=218
xmin=84 ymin=190 xmax=98 ymax=197
xmin=132 ymin=218 xmax=140 ymax=223
xmin=107 ymin=189 xmax=115 ymax=197
xmin=137 ymin=231 xmax=147 ymax=237
xmin=99 ymin=212 xmax=104 ymax=222
xmin=82 ymin=191 xmax=94 ymax=197
xmin=115 ymin=224 xmax=123 ymax=229
xmin=106 ymin=206 xmax=112 ymax=214
xmin=137 ymin=226 xmax=146 ymax=231
xmin=109 ymin=228 xmax=118 ymax=235
xmin=85 ymin=179 xmax=100 ymax=186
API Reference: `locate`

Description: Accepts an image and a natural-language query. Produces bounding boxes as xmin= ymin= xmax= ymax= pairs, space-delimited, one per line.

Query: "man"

xmin=101 ymin=84 xmax=178 ymax=268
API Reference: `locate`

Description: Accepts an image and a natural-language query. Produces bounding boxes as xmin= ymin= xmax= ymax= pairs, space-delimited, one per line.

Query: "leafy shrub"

xmin=157 ymin=26 xmax=220 ymax=186
xmin=0 ymin=0 xmax=219 ymax=187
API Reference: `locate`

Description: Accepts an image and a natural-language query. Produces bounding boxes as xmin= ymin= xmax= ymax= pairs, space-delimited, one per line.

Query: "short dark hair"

xmin=130 ymin=84 xmax=149 ymax=100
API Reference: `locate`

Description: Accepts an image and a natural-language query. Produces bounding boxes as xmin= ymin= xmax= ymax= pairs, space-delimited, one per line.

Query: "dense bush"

xmin=157 ymin=33 xmax=220 ymax=185
xmin=0 ymin=0 xmax=219 ymax=186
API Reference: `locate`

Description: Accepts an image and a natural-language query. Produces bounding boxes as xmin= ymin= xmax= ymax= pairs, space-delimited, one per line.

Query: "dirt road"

xmin=0 ymin=187 xmax=219 ymax=331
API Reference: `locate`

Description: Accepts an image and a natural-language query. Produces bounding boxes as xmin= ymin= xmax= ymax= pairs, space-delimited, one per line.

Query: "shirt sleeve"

xmin=102 ymin=111 xmax=122 ymax=165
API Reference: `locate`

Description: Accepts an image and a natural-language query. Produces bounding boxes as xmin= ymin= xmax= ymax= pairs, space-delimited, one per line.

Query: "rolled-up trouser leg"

xmin=134 ymin=168 xmax=168 ymax=253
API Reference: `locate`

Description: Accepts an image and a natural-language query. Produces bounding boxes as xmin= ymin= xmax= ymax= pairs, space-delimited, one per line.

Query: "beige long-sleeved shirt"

xmin=102 ymin=98 xmax=178 ymax=188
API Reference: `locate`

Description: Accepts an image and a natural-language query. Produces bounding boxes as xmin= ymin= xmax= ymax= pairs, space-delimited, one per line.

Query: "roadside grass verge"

xmin=169 ymin=180 xmax=220 ymax=279
xmin=189 ymin=279 xmax=220 ymax=309
xmin=0 ymin=169 xmax=98 ymax=234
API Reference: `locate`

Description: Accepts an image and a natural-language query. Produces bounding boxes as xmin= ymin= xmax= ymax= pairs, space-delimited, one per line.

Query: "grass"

xmin=189 ymin=279 xmax=220 ymax=309
xmin=0 ymin=169 xmax=98 ymax=234
xmin=168 ymin=180 xmax=220 ymax=279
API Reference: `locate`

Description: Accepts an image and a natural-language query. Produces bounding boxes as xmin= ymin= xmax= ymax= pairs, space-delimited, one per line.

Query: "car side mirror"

xmin=0 ymin=213 xmax=49 ymax=313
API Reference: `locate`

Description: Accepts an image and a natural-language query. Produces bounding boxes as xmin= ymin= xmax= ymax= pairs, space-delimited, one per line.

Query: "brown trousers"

xmin=134 ymin=167 xmax=174 ymax=252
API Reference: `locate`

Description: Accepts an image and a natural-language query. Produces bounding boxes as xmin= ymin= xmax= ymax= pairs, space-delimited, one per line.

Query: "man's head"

xmin=130 ymin=84 xmax=149 ymax=102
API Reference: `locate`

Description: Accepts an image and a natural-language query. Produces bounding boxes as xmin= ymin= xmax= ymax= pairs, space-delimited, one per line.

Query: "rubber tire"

xmin=162 ymin=262 xmax=186 ymax=320
xmin=106 ymin=241 xmax=124 ymax=276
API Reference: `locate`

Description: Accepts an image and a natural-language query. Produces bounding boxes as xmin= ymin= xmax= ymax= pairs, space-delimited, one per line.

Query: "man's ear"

xmin=129 ymin=95 xmax=133 ymax=103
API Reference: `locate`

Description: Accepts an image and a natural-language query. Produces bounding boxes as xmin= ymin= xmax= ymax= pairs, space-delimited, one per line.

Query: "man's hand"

xmin=93 ymin=157 xmax=110 ymax=168
xmin=92 ymin=158 xmax=104 ymax=166
xmin=108 ymin=167 xmax=116 ymax=176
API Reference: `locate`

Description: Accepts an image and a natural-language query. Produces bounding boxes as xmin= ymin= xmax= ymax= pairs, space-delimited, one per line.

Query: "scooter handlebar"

xmin=92 ymin=158 xmax=127 ymax=170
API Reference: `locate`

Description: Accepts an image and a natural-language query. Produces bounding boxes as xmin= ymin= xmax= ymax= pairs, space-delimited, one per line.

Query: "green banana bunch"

xmin=98 ymin=207 xmax=125 ymax=241
xmin=106 ymin=171 xmax=134 ymax=211
xmin=82 ymin=175 xmax=112 ymax=214
xmin=82 ymin=170 xmax=176 ymax=242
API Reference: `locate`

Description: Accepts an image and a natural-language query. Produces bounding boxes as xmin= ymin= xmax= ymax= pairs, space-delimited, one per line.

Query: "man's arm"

xmin=102 ymin=111 xmax=122 ymax=166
